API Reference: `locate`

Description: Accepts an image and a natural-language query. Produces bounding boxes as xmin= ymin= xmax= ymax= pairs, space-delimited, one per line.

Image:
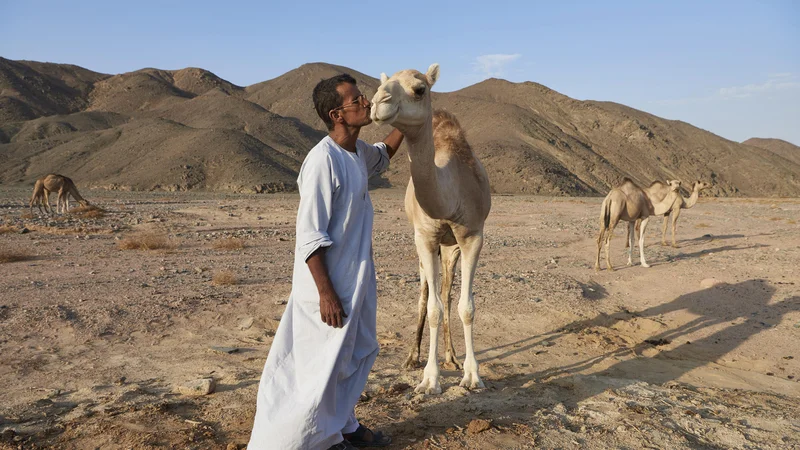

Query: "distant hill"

xmin=743 ymin=138 xmax=800 ymax=166
xmin=2 ymin=58 xmax=799 ymax=196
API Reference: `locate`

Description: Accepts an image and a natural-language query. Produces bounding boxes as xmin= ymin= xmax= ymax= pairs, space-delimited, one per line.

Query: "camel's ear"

xmin=426 ymin=63 xmax=440 ymax=87
xmin=380 ymin=73 xmax=389 ymax=84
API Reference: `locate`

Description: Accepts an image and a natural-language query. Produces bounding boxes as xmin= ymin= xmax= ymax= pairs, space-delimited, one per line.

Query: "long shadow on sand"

xmin=378 ymin=280 xmax=800 ymax=447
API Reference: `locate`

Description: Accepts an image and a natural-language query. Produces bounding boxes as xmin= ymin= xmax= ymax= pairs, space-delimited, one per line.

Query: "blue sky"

xmin=2 ymin=0 xmax=798 ymax=145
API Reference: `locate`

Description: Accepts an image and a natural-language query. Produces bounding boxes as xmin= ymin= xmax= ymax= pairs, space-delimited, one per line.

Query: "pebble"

xmin=467 ymin=419 xmax=492 ymax=434
xmin=175 ymin=378 xmax=216 ymax=396
xmin=238 ymin=317 xmax=254 ymax=330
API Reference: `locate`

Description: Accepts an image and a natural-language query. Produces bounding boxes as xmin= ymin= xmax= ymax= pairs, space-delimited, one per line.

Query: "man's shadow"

xmin=376 ymin=280 xmax=800 ymax=445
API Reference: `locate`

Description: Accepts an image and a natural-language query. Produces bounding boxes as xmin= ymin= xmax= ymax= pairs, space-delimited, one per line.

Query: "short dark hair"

xmin=313 ymin=73 xmax=357 ymax=130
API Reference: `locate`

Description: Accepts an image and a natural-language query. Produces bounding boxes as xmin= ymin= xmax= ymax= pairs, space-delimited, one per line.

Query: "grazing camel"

xmin=595 ymin=178 xmax=681 ymax=271
xmin=371 ymin=64 xmax=491 ymax=394
xmin=29 ymin=174 xmax=89 ymax=214
xmin=646 ymin=180 xmax=712 ymax=247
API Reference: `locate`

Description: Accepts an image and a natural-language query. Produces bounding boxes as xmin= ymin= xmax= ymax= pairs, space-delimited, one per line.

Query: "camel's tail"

xmin=601 ymin=196 xmax=611 ymax=230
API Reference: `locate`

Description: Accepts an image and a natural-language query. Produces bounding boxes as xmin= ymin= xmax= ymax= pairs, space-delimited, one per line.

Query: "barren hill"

xmin=743 ymin=138 xmax=800 ymax=166
xmin=1 ymin=58 xmax=799 ymax=196
xmin=0 ymin=58 xmax=108 ymax=122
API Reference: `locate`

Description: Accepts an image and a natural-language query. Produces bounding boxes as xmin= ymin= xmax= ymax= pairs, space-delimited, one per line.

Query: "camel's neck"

xmin=683 ymin=188 xmax=700 ymax=209
xmin=69 ymin=184 xmax=85 ymax=202
xmin=405 ymin=116 xmax=451 ymax=218
xmin=653 ymin=190 xmax=679 ymax=215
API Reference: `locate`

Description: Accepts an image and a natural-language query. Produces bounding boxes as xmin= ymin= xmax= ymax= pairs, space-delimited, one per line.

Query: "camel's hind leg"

xmin=627 ymin=221 xmax=635 ymax=266
xmin=414 ymin=233 xmax=444 ymax=395
xmin=453 ymin=231 xmax=485 ymax=389
xmin=440 ymin=244 xmax=462 ymax=371
xmin=605 ymin=218 xmax=619 ymax=272
xmin=595 ymin=225 xmax=606 ymax=272
xmin=404 ymin=262 xmax=428 ymax=369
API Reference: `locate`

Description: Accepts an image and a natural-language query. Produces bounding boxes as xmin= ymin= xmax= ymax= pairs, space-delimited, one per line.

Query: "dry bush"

xmin=0 ymin=248 xmax=30 ymax=263
xmin=69 ymin=204 xmax=107 ymax=219
xmin=212 ymin=270 xmax=238 ymax=286
xmin=769 ymin=217 xmax=782 ymax=221
xmin=212 ymin=237 xmax=246 ymax=250
xmin=0 ymin=225 xmax=17 ymax=234
xmin=695 ymin=223 xmax=711 ymax=228
xmin=118 ymin=233 xmax=176 ymax=250
xmin=787 ymin=220 xmax=797 ymax=225
xmin=20 ymin=213 xmax=34 ymax=219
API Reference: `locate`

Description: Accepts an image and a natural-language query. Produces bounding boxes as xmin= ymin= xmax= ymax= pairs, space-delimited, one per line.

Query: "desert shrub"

xmin=212 ymin=270 xmax=238 ymax=286
xmin=0 ymin=248 xmax=30 ymax=263
xmin=212 ymin=237 xmax=245 ymax=250
xmin=118 ymin=233 xmax=176 ymax=250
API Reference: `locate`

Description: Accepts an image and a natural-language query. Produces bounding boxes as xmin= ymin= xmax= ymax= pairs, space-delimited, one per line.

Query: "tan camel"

xmin=595 ymin=178 xmax=681 ymax=271
xmin=645 ymin=180 xmax=712 ymax=247
xmin=371 ymin=64 xmax=491 ymax=394
xmin=29 ymin=174 xmax=89 ymax=214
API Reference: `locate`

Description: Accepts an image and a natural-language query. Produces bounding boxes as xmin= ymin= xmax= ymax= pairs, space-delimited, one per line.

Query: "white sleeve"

xmin=295 ymin=151 xmax=340 ymax=261
xmin=361 ymin=141 xmax=390 ymax=178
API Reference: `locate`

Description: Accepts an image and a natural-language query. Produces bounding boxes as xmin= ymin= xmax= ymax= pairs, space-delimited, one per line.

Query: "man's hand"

xmin=319 ymin=289 xmax=347 ymax=328
xmin=306 ymin=247 xmax=347 ymax=328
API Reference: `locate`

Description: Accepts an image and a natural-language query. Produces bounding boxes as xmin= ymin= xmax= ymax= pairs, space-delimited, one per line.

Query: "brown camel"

xmin=29 ymin=174 xmax=89 ymax=214
xmin=595 ymin=178 xmax=681 ymax=271
xmin=371 ymin=64 xmax=491 ymax=394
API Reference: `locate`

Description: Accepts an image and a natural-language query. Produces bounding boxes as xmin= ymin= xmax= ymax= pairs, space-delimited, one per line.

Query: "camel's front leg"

xmin=455 ymin=233 xmax=485 ymax=389
xmin=639 ymin=217 xmax=651 ymax=268
xmin=661 ymin=214 xmax=670 ymax=246
xmin=403 ymin=262 xmax=427 ymax=369
xmin=670 ymin=208 xmax=681 ymax=248
xmin=414 ymin=234 xmax=443 ymax=395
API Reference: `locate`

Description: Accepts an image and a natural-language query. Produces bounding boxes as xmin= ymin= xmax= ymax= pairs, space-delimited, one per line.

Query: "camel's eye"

xmin=413 ymin=86 xmax=426 ymax=97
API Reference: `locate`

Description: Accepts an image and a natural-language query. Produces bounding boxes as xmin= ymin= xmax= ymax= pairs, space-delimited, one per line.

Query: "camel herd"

xmin=23 ymin=64 xmax=712 ymax=397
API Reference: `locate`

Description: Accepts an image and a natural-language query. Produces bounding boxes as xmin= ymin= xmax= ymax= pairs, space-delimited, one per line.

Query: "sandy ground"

xmin=1 ymin=187 xmax=799 ymax=449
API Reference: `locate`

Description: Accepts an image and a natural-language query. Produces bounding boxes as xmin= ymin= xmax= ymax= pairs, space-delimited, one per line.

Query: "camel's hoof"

xmin=661 ymin=242 xmax=668 ymax=246
xmin=607 ymin=267 xmax=615 ymax=272
xmin=671 ymin=244 xmax=680 ymax=249
xmin=415 ymin=377 xmax=442 ymax=395
xmin=402 ymin=355 xmax=421 ymax=370
xmin=460 ymin=372 xmax=485 ymax=390
xmin=626 ymin=261 xmax=633 ymax=266
xmin=641 ymin=263 xmax=651 ymax=268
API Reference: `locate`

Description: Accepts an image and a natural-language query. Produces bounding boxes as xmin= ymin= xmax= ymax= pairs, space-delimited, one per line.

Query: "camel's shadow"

xmin=373 ymin=280 xmax=800 ymax=448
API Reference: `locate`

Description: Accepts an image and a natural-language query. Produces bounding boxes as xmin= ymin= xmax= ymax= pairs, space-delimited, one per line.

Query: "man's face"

xmin=332 ymin=82 xmax=372 ymax=128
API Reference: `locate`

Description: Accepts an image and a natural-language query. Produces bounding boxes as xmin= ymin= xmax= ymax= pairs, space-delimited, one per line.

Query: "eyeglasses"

xmin=331 ymin=94 xmax=370 ymax=112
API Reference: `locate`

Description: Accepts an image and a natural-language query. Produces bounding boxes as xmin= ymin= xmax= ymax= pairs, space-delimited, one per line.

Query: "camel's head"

xmin=370 ymin=63 xmax=439 ymax=131
xmin=693 ymin=181 xmax=711 ymax=192
xmin=666 ymin=179 xmax=681 ymax=192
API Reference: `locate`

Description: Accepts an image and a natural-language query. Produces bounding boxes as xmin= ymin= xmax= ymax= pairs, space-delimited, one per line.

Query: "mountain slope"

xmin=1 ymin=59 xmax=799 ymax=197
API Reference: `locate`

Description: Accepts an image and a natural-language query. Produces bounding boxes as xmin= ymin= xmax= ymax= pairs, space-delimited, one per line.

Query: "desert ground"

xmin=1 ymin=187 xmax=799 ymax=449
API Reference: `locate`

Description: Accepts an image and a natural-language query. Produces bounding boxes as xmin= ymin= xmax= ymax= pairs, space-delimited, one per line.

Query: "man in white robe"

xmin=249 ymin=74 xmax=403 ymax=450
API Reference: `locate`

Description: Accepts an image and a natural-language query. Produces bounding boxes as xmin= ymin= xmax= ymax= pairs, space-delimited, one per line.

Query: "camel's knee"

xmin=458 ymin=297 xmax=475 ymax=325
xmin=426 ymin=298 xmax=442 ymax=327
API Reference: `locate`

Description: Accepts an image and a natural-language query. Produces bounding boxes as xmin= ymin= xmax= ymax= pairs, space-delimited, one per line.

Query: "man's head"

xmin=313 ymin=74 xmax=372 ymax=131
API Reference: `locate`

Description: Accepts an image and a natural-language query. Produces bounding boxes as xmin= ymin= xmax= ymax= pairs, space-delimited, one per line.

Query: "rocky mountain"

xmin=1 ymin=58 xmax=799 ymax=196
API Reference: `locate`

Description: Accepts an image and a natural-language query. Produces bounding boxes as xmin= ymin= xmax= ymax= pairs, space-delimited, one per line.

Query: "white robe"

xmin=249 ymin=136 xmax=390 ymax=450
